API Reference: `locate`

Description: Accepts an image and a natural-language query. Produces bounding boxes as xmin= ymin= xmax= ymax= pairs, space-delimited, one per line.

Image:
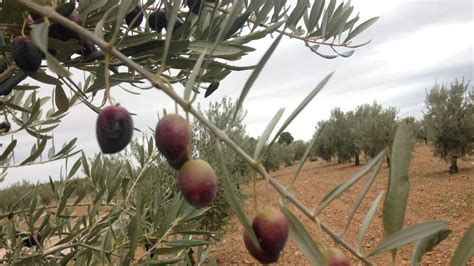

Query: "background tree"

xmin=415 ymin=119 xmax=429 ymax=144
xmin=313 ymin=120 xmax=335 ymax=162
xmin=423 ymin=79 xmax=474 ymax=173
xmin=354 ymin=102 xmax=398 ymax=166
xmin=328 ymin=107 xmax=356 ymax=163
xmin=291 ymin=140 xmax=306 ymax=162
xmin=278 ymin=131 xmax=294 ymax=145
xmin=347 ymin=110 xmax=362 ymax=165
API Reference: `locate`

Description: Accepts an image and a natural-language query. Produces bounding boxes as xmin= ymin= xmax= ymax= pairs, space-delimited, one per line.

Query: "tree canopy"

xmin=423 ymin=79 xmax=474 ymax=173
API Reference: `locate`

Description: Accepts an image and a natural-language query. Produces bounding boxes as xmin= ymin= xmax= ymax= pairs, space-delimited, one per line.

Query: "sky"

xmin=1 ymin=0 xmax=473 ymax=187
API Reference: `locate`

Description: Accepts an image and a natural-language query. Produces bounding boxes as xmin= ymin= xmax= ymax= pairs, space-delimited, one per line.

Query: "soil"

xmin=212 ymin=144 xmax=474 ymax=265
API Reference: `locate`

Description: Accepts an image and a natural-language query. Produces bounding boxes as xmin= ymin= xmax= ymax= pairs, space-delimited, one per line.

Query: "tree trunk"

xmin=355 ymin=153 xmax=360 ymax=166
xmin=449 ymin=156 xmax=458 ymax=174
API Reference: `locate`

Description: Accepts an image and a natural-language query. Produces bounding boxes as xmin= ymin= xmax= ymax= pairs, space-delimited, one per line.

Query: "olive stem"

xmin=103 ymin=54 xmax=114 ymax=106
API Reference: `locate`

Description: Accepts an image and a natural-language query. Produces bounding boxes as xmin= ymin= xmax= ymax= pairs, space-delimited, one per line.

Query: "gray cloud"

xmin=1 ymin=0 xmax=473 ymax=187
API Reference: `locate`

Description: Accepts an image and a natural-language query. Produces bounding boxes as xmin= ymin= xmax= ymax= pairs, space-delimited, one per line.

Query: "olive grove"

xmin=0 ymin=0 xmax=472 ymax=265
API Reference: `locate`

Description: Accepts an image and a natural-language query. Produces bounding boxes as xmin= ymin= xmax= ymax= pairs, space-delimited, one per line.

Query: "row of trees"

xmin=311 ymin=102 xmax=398 ymax=166
xmin=310 ymin=79 xmax=473 ymax=173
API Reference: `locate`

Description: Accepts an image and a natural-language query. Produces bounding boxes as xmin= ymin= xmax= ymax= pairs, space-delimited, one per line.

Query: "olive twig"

xmin=103 ymin=54 xmax=114 ymax=106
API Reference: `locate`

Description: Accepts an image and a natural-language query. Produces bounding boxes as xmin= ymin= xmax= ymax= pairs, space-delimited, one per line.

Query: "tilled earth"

xmin=212 ymin=144 xmax=473 ymax=265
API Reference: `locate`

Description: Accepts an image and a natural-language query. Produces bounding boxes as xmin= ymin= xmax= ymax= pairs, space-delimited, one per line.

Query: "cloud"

xmin=1 ymin=0 xmax=473 ymax=187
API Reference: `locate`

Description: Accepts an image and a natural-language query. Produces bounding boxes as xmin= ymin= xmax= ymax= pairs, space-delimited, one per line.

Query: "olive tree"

xmin=353 ymin=102 xmax=398 ymax=166
xmin=328 ymin=107 xmax=356 ymax=163
xmin=0 ymin=0 xmax=471 ymax=265
xmin=277 ymin=131 xmax=294 ymax=145
xmin=312 ymin=120 xmax=335 ymax=162
xmin=423 ymin=79 xmax=474 ymax=173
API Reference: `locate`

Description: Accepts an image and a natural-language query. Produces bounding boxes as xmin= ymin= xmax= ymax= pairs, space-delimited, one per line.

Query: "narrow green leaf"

xmin=248 ymin=0 xmax=266 ymax=12
xmin=343 ymin=156 xmax=383 ymax=235
xmin=52 ymin=138 xmax=78 ymax=159
xmin=225 ymin=11 xmax=251 ymax=39
xmin=94 ymin=5 xmax=120 ymax=40
xmin=20 ymin=138 xmax=47 ymax=165
xmin=368 ymin=220 xmax=449 ymax=257
xmin=115 ymin=0 xmax=135 ymax=35
xmin=320 ymin=7 xmax=329 ymax=39
xmin=0 ymin=71 xmax=27 ymax=96
xmin=159 ymin=196 xmax=182 ymax=237
xmin=107 ymin=177 xmax=122 ymax=203
xmin=330 ymin=5 xmax=353 ymax=38
xmin=286 ymin=0 xmax=309 ymax=30
xmin=252 ymin=0 xmax=275 ymax=31
xmin=345 ymin=16 xmax=379 ymax=42
xmin=29 ymin=71 xmax=62 ymax=85
xmin=0 ymin=139 xmax=17 ymax=161
xmin=172 ymin=230 xmax=212 ymax=236
xmin=315 ymin=150 xmax=384 ymax=215
xmin=358 ymin=191 xmax=384 ymax=248
xmin=55 ymin=85 xmax=69 ymax=112
xmin=303 ymin=9 xmax=310 ymax=31
xmin=152 ymin=246 xmax=184 ymax=256
xmin=308 ymin=0 xmax=325 ymax=31
xmin=160 ymin=0 xmax=182 ymax=72
xmin=67 ymin=157 xmax=82 ymax=179
xmin=383 ymin=123 xmax=412 ymax=243
xmin=204 ymin=81 xmax=220 ymax=98
xmin=60 ymin=250 xmax=78 ymax=265
xmin=16 ymin=255 xmax=42 ymax=264
xmin=119 ymin=32 xmax=158 ymax=47
xmin=450 ymin=224 xmax=474 ymax=266
xmin=189 ymin=41 xmax=249 ymax=56
xmin=31 ymin=22 xmax=71 ymax=77
xmin=220 ymin=0 xmax=244 ymax=40
xmin=124 ymin=215 xmax=140 ymax=265
xmin=216 ymin=141 xmax=259 ymax=251
xmin=231 ymin=33 xmax=284 ymax=125
xmin=289 ymin=124 xmax=324 ymax=189
xmin=166 ymin=239 xmax=209 ymax=247
xmin=265 ymin=72 xmax=333 ymax=158
xmin=280 ymin=204 xmax=326 ymax=265
xmin=184 ymin=48 xmax=207 ymax=101
xmin=101 ymin=227 xmax=113 ymax=258
xmin=254 ymin=108 xmax=285 ymax=161
xmin=331 ymin=48 xmax=355 ymax=58
xmin=411 ymin=229 xmax=452 ymax=265
xmin=19 ymin=100 xmax=42 ymax=130
xmin=81 ymin=151 xmax=90 ymax=176
xmin=5 ymin=102 xmax=30 ymax=113
xmin=168 ymin=57 xmax=254 ymax=71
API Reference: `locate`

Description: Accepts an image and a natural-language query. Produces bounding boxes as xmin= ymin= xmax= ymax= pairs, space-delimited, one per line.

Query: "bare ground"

xmin=212 ymin=144 xmax=474 ymax=265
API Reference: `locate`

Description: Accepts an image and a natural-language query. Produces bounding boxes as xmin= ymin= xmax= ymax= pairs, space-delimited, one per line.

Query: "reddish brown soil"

xmin=212 ymin=144 xmax=474 ymax=265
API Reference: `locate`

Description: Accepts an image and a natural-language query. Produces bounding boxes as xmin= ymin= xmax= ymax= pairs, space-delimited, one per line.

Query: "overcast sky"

xmin=1 ymin=0 xmax=473 ymax=187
